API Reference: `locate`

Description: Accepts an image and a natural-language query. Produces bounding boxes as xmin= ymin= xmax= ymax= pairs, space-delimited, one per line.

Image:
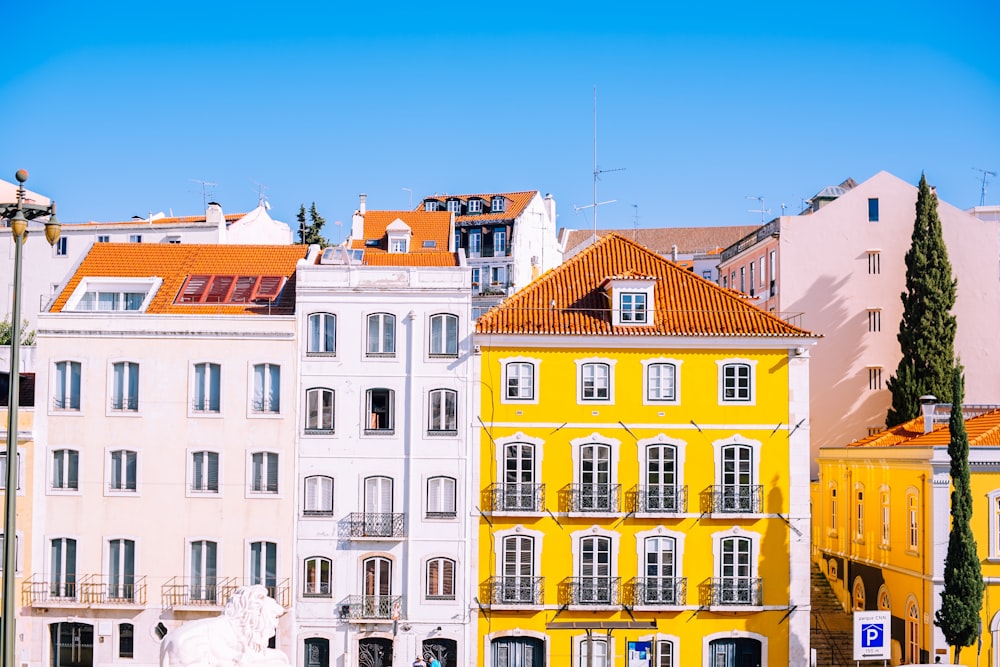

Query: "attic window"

xmin=176 ymin=275 xmax=286 ymax=304
xmin=422 ymin=240 xmax=437 ymax=248
xmin=467 ymin=199 xmax=483 ymax=214
xmin=424 ymin=200 xmax=440 ymax=212
xmin=64 ymin=277 xmax=162 ymax=313
xmin=446 ymin=200 xmax=461 ymax=213
xmin=491 ymin=197 xmax=506 ymax=213
xmin=620 ymin=293 xmax=647 ymax=323
xmin=603 ymin=276 xmax=656 ymax=327
xmin=365 ymin=239 xmax=380 ymax=247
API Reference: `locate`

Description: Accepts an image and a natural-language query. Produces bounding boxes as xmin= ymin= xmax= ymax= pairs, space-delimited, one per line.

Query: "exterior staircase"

xmin=811 ymin=562 xmax=854 ymax=666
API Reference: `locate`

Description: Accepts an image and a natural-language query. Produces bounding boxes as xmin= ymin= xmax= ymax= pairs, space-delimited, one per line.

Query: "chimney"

xmin=671 ymin=244 xmax=678 ymax=261
xmin=919 ymin=395 xmax=937 ymax=434
xmin=359 ymin=193 xmax=367 ymax=214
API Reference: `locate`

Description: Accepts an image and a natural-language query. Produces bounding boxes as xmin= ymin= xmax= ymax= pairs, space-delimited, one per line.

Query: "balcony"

xmin=345 ymin=512 xmax=405 ymax=539
xmin=626 ymin=577 xmax=686 ymax=607
xmin=486 ymin=483 xmax=545 ymax=513
xmin=109 ymin=397 xmax=139 ymax=412
xmin=627 ymin=485 xmax=687 ymax=514
xmin=481 ymin=576 xmax=544 ymax=607
xmin=160 ymin=577 xmax=290 ymax=609
xmin=702 ymin=485 xmax=763 ymax=514
xmin=701 ymin=577 xmax=763 ymax=608
xmin=340 ymin=594 xmax=402 ymax=621
xmin=23 ymin=574 xmax=148 ymax=607
xmin=562 ymin=483 xmax=621 ymax=513
xmin=559 ymin=577 xmax=621 ymax=607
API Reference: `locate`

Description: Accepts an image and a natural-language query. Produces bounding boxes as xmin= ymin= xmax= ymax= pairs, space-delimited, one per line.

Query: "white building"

xmin=295 ymin=210 xmax=473 ymax=667
xmin=27 ymin=243 xmax=307 ymax=666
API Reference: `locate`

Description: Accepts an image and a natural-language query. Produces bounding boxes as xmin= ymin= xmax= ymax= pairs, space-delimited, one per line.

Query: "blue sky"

xmin=3 ymin=1 xmax=998 ymax=237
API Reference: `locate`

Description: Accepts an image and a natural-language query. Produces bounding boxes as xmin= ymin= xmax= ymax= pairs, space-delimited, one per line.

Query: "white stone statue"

xmin=160 ymin=585 xmax=290 ymax=666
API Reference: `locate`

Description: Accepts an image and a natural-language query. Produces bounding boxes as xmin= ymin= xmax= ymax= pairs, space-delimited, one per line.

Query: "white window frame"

xmin=187 ymin=538 xmax=220 ymax=603
xmin=190 ymin=362 xmax=222 ymax=416
xmin=427 ymin=388 xmax=458 ymax=434
xmin=303 ymin=475 xmax=334 ymax=516
xmin=248 ymin=451 xmax=280 ymax=496
xmin=569 ymin=526 xmax=621 ymax=607
xmin=854 ymin=483 xmax=865 ymax=543
xmin=491 ymin=196 xmax=505 ymax=213
xmin=250 ymin=362 xmax=281 ymax=415
xmin=304 ymin=387 xmax=335 ymax=434
xmin=634 ymin=528 xmax=685 ymax=608
xmin=711 ymin=435 xmax=762 ymax=516
xmin=638 ymin=435 xmax=687 ymax=513
xmin=828 ymin=482 xmax=839 ymax=537
xmin=428 ymin=313 xmax=459 ymax=357
xmin=641 ymin=358 xmax=682 ymax=405
xmin=108 ymin=360 xmax=140 ymax=414
xmin=0 ymin=450 xmax=24 ymax=493
xmin=619 ymin=292 xmax=647 ymax=323
xmin=880 ymin=486 xmax=891 ymax=549
xmin=0 ymin=530 xmax=24 ymax=574
xmin=366 ymin=313 xmax=396 ymax=357
xmin=426 ymin=476 xmax=457 ymax=518
xmin=494 ymin=228 xmax=507 ymax=255
xmin=425 ymin=556 xmax=456 ymax=600
xmin=717 ymin=358 xmax=757 ymax=405
xmin=364 ymin=387 xmax=395 ymax=434
xmin=106 ymin=448 xmax=139 ymax=495
xmin=62 ymin=277 xmax=161 ymax=313
xmin=49 ymin=448 xmax=80 ymax=494
xmin=303 ymin=556 xmax=332 ymax=597
xmin=105 ymin=536 xmax=137 ymax=601
xmin=467 ymin=198 xmax=483 ymax=213
xmin=446 ymin=199 xmax=461 ymax=213
xmin=490 ymin=264 xmax=507 ymax=286
xmin=710 ymin=527 xmax=762 ymax=608
xmin=570 ymin=434 xmax=621 ymax=513
xmin=575 ymin=357 xmax=616 ymax=405
xmin=493 ymin=526 xmax=545 ymax=601
xmin=306 ymin=312 xmax=337 ymax=356
xmin=188 ymin=449 xmax=221 ymax=497
xmin=906 ymin=488 xmax=919 ymax=554
xmin=495 ymin=433 xmax=546 ymax=514
xmin=54 ymin=236 xmax=68 ymax=257
xmin=574 ymin=634 xmax=613 ymax=667
xmin=468 ymin=230 xmax=482 ymax=258
xmin=988 ymin=489 xmax=1000 ymax=559
xmin=51 ymin=360 xmax=82 ymax=413
xmin=247 ymin=539 xmax=278 ymax=590
xmin=500 ymin=357 xmax=540 ymax=405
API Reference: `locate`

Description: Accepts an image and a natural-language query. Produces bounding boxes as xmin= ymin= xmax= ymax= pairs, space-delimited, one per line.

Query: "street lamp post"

xmin=1 ymin=170 xmax=60 ymax=667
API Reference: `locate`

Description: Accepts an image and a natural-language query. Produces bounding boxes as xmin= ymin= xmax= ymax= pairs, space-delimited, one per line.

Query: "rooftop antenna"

xmin=632 ymin=204 xmax=639 ymax=242
xmin=252 ymin=180 xmax=270 ymax=209
xmin=973 ymin=167 xmax=996 ymax=206
xmin=402 ymin=187 xmax=413 ymax=209
xmin=746 ymin=195 xmax=771 ymax=224
xmin=189 ymin=179 xmax=217 ymax=210
xmin=780 ymin=202 xmax=788 ymax=216
xmin=574 ymin=85 xmax=624 ymax=241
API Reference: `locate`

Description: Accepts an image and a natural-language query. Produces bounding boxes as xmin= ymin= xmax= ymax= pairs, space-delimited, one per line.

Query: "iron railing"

xmin=23 ymin=575 xmax=148 ymax=606
xmin=340 ymin=594 xmax=402 ymax=620
xmin=702 ymin=577 xmax=763 ymax=606
xmin=628 ymin=485 xmax=687 ymax=513
xmin=345 ymin=512 xmax=405 ymax=538
xmin=627 ymin=577 xmax=686 ymax=606
xmin=703 ymin=485 xmax=763 ymax=513
xmin=160 ymin=576 xmax=238 ymax=608
xmin=720 ymin=220 xmax=779 ymax=262
xmin=484 ymin=576 xmax=544 ymax=605
xmin=563 ymin=483 xmax=621 ymax=512
xmin=559 ymin=577 xmax=621 ymax=605
xmin=486 ymin=483 xmax=545 ymax=512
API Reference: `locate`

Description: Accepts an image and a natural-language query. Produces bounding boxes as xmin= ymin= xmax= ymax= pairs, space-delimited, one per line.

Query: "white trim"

xmin=574 ymin=357 xmax=617 ymax=405
xmin=247 ymin=360 xmax=283 ymax=418
xmin=188 ymin=360 xmax=224 ymax=419
xmin=186 ymin=447 xmax=223 ymax=498
xmin=701 ymin=630 xmax=768 ymax=667
xmin=62 ymin=276 xmax=162 ymax=313
xmin=640 ymin=357 xmax=682 ymax=405
xmin=716 ymin=357 xmax=758 ymax=406
xmin=103 ymin=446 xmax=141 ymax=496
xmin=474 ymin=333 xmax=818 ymax=350
xmin=637 ymin=434 xmax=687 ymax=511
xmin=498 ymin=356 xmax=541 ymax=405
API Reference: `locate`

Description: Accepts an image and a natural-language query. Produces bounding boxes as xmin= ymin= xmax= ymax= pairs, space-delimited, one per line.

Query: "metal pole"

xmin=3 ymin=223 xmax=24 ymax=667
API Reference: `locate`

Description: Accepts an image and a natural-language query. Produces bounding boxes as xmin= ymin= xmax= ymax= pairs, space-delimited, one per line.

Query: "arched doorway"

xmin=50 ymin=622 xmax=93 ymax=667
xmin=491 ymin=636 xmax=543 ymax=667
xmin=305 ymin=637 xmax=330 ymax=667
xmin=359 ymin=637 xmax=393 ymax=667
xmin=708 ymin=637 xmax=761 ymax=667
xmin=422 ymin=638 xmax=457 ymax=667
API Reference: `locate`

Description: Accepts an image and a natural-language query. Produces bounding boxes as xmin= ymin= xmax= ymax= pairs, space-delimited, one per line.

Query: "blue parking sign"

xmin=854 ymin=611 xmax=891 ymax=660
xmin=861 ymin=623 xmax=884 ymax=648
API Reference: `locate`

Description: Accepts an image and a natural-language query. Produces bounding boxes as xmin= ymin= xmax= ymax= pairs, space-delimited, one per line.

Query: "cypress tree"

xmin=295 ymin=203 xmax=328 ymax=247
xmin=886 ymin=173 xmax=957 ymax=426
xmin=934 ymin=365 xmax=984 ymax=663
xmin=296 ymin=204 xmax=308 ymax=244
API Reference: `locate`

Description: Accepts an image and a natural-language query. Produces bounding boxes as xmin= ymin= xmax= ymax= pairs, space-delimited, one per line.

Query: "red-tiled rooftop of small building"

xmin=64 ymin=213 xmax=245 ymax=229
xmin=563 ymin=226 xmax=760 ymax=256
xmin=51 ymin=243 xmax=309 ymax=315
xmin=476 ymin=233 xmax=816 ymax=337
xmin=417 ymin=190 xmax=537 ymax=222
xmin=348 ymin=210 xmax=459 ymax=266
xmin=847 ymin=407 xmax=1000 ymax=448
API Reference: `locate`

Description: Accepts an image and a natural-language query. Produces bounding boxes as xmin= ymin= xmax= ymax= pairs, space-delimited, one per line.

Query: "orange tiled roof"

xmin=348 ymin=210 xmax=459 ymax=266
xmin=847 ymin=408 xmax=1000 ymax=448
xmin=417 ymin=190 xmax=537 ymax=223
xmin=476 ymin=233 xmax=816 ymax=337
xmin=51 ymin=243 xmax=309 ymax=315
xmin=65 ymin=213 xmax=244 ymax=229
xmin=564 ymin=226 xmax=760 ymax=256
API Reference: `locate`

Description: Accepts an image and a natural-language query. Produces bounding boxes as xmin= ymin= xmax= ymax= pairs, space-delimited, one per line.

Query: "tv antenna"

xmin=746 ymin=195 xmax=771 ymax=223
xmin=189 ymin=179 xmax=217 ymax=210
xmin=973 ymin=167 xmax=996 ymax=206
xmin=252 ymin=180 xmax=270 ymax=209
xmin=632 ymin=204 xmax=639 ymax=242
xmin=573 ymin=86 xmax=625 ymax=240
xmin=402 ymin=187 xmax=413 ymax=209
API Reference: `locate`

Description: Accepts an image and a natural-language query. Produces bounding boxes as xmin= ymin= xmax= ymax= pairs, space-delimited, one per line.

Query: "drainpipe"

xmin=403 ymin=309 xmax=416 ymax=640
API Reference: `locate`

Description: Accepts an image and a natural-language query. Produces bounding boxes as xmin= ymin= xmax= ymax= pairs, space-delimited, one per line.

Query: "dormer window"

xmin=390 ymin=238 xmax=408 ymax=253
xmin=385 ymin=218 xmax=412 ymax=254
xmin=424 ymin=199 xmax=440 ymax=212
xmin=491 ymin=196 xmax=506 ymax=213
xmin=64 ymin=277 xmax=162 ymax=313
xmin=603 ymin=276 xmax=656 ymax=326
xmin=446 ymin=199 xmax=461 ymax=213
xmin=467 ymin=199 xmax=483 ymax=214
xmin=620 ymin=293 xmax=647 ymax=323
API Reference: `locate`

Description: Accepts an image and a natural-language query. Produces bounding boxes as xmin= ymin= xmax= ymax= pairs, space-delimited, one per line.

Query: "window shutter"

xmin=256 ymin=276 xmax=284 ymax=300
xmin=321 ymin=477 xmax=333 ymax=510
xmin=180 ymin=275 xmax=210 ymax=303
xmin=442 ymin=559 xmax=454 ymax=596
xmin=206 ymin=276 xmax=234 ymax=303
xmin=230 ymin=276 xmax=255 ymax=303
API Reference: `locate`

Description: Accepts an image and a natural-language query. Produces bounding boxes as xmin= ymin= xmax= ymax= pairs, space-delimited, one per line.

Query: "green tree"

xmin=886 ymin=173 xmax=957 ymax=426
xmin=934 ymin=366 xmax=984 ymax=663
xmin=296 ymin=202 xmax=328 ymax=247
xmin=0 ymin=315 xmax=35 ymax=346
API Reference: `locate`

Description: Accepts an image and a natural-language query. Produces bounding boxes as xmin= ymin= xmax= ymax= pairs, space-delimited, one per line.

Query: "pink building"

xmin=718 ymin=171 xmax=1000 ymax=474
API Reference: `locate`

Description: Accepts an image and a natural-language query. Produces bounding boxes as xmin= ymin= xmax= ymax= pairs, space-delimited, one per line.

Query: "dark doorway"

xmin=491 ymin=636 xmax=544 ymax=667
xmin=50 ymin=622 xmax=93 ymax=667
xmin=359 ymin=637 xmax=393 ymax=667
xmin=708 ymin=638 xmax=762 ymax=667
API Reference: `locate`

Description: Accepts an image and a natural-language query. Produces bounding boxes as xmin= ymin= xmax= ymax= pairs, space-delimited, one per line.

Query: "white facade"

xmin=294 ymin=256 xmax=474 ymax=667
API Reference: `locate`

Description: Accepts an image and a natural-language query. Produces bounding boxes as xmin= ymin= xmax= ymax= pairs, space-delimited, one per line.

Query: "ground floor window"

xmin=492 ymin=636 xmax=544 ymax=667
xmin=708 ymin=637 xmax=761 ymax=667
xmin=50 ymin=622 xmax=94 ymax=667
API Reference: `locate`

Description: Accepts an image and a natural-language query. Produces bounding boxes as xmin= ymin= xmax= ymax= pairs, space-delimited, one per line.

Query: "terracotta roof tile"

xmin=417 ymin=190 xmax=537 ymax=223
xmin=51 ymin=243 xmax=309 ymax=315
xmin=846 ymin=408 xmax=1000 ymax=448
xmin=476 ymin=233 xmax=815 ymax=337
xmin=564 ymin=226 xmax=760 ymax=256
xmin=348 ymin=210 xmax=459 ymax=266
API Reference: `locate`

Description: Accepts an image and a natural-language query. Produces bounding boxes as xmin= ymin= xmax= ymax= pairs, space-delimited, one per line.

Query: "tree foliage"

xmin=886 ymin=173 xmax=957 ymax=426
xmin=934 ymin=366 xmax=984 ymax=663
xmin=297 ymin=202 xmax=328 ymax=247
xmin=0 ymin=315 xmax=35 ymax=346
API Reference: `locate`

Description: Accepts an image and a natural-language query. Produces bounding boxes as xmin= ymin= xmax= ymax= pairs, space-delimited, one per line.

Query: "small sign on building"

xmin=853 ymin=610 xmax=891 ymax=661
xmin=627 ymin=641 xmax=651 ymax=667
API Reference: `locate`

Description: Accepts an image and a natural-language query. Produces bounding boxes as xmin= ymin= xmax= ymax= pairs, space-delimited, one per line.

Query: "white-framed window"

xmin=988 ymin=489 xmax=1000 ymax=558
xmin=305 ymin=388 xmax=334 ymax=434
xmin=389 ymin=237 xmax=408 ymax=253
xmin=717 ymin=358 xmax=757 ymax=405
xmin=51 ymin=448 xmax=79 ymax=491
xmin=642 ymin=359 xmax=681 ymax=404
xmin=880 ymin=487 xmax=891 ymax=548
xmin=189 ymin=539 xmax=218 ymax=602
xmin=576 ymin=358 xmax=616 ymax=403
xmin=0 ymin=451 xmax=23 ymax=491
xmin=0 ymin=532 xmax=23 ymax=574
xmin=303 ymin=475 xmax=334 ymax=516
xmin=502 ymin=358 xmax=539 ymax=403
xmin=569 ymin=527 xmax=619 ymax=605
xmin=129 ymin=234 xmax=142 ymax=243
xmin=855 ymin=484 xmax=865 ymax=542
xmin=446 ymin=199 xmax=461 ymax=213
xmin=50 ymin=537 xmax=78 ymax=599
xmin=424 ymin=199 xmax=440 ymax=212
xmin=494 ymin=228 xmax=507 ymax=254
xmin=642 ymin=536 xmax=678 ymax=604
xmin=426 ymin=476 xmax=457 ymax=518
xmin=191 ymin=362 xmax=221 ymax=414
xmin=852 ymin=576 xmax=866 ymax=611
xmin=110 ymin=361 xmax=140 ymax=412
xmin=303 ymin=556 xmax=332 ymax=597
xmin=108 ymin=449 xmax=137 ymax=492
xmin=52 ymin=360 xmax=81 ymax=411
xmin=365 ymin=388 xmax=395 ymax=434
xmin=468 ymin=199 xmax=483 ymax=213
xmin=712 ymin=436 xmax=761 ymax=514
xmin=499 ymin=533 xmax=538 ymax=603
xmin=307 ymin=313 xmax=337 ymax=355
xmin=107 ymin=538 xmax=135 ymax=600
xmin=576 ymin=636 xmax=610 ymax=667
xmin=619 ymin=292 xmax=647 ymax=323
xmin=429 ymin=313 xmax=459 ymax=357
xmin=906 ymin=488 xmax=919 ymax=552
xmin=500 ymin=439 xmax=540 ymax=512
xmin=471 ymin=267 xmax=481 ymax=289
xmin=906 ymin=598 xmax=920 ymax=663
xmin=250 ymin=452 xmax=279 ymax=494
xmin=190 ymin=450 xmax=220 ymax=494
xmin=426 ymin=557 xmax=455 ymax=600
xmin=96 ymin=234 xmax=110 ymax=243
xmin=366 ymin=313 xmax=396 ymax=356
xmin=251 ymin=363 xmax=280 ymax=413
xmin=491 ymin=196 xmax=506 ymax=213
xmin=362 ymin=555 xmax=392 ymax=599
xmin=249 ymin=541 xmax=277 ymax=591
xmin=428 ymin=389 xmax=458 ymax=434
xmin=712 ymin=527 xmax=761 ymax=606
xmin=468 ymin=230 xmax=482 ymax=257
xmin=54 ymin=237 xmax=68 ymax=257
xmin=578 ymin=442 xmax=612 ymax=511
xmin=364 ymin=476 xmax=394 ymax=515
xmin=828 ymin=482 xmax=839 ymax=535
xmin=655 ymin=638 xmax=677 ymax=667
xmin=641 ymin=439 xmax=683 ymax=512
xmin=491 ymin=265 xmax=507 ymax=286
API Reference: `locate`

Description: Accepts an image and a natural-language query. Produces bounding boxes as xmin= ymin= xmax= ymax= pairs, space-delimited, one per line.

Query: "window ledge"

xmin=363 ymin=429 xmax=396 ymax=437
xmin=428 ymin=353 xmax=459 ymax=360
xmin=304 ymin=429 xmax=335 ymax=436
xmin=709 ymin=604 xmax=763 ymax=613
xmin=425 ymin=513 xmax=457 ymax=520
xmin=426 ymin=430 xmax=458 ymax=437
xmin=365 ymin=353 xmax=396 ymax=359
xmin=305 ymin=352 xmax=337 ymax=358
xmin=302 ymin=511 xmax=335 ymax=518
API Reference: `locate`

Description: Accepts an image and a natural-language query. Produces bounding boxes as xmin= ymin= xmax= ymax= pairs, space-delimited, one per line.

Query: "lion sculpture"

xmin=160 ymin=585 xmax=290 ymax=667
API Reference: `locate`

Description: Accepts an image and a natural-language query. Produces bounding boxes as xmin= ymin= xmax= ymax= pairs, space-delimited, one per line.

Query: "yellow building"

xmin=816 ymin=400 xmax=1000 ymax=665
xmin=473 ymin=234 xmax=816 ymax=667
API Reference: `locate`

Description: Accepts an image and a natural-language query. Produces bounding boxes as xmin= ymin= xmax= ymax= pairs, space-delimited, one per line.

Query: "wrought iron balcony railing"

xmin=345 ymin=512 xmax=405 ymax=539
xmin=627 ymin=577 xmax=686 ymax=606
xmin=483 ymin=576 xmax=544 ymax=606
xmin=628 ymin=485 xmax=687 ymax=513
xmin=110 ymin=396 xmax=139 ymax=411
xmin=23 ymin=574 xmax=148 ymax=606
xmin=341 ymin=594 xmax=402 ymax=620
xmin=487 ymin=483 xmax=545 ymax=512
xmin=559 ymin=577 xmax=621 ymax=606
xmin=160 ymin=576 xmax=238 ymax=608
xmin=702 ymin=485 xmax=763 ymax=513
xmin=702 ymin=577 xmax=763 ymax=606
xmin=563 ymin=483 xmax=621 ymax=513
xmin=22 ymin=576 xmax=80 ymax=605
